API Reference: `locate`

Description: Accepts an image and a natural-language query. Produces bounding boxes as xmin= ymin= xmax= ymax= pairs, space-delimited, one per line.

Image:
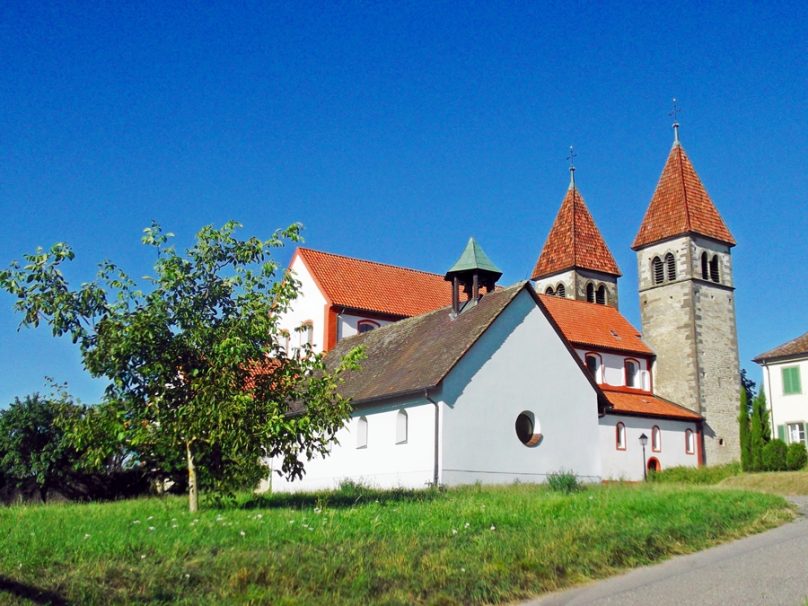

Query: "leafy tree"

xmin=738 ymin=386 xmax=751 ymax=471
xmin=786 ymin=442 xmax=808 ymax=471
xmin=0 ymin=393 xmax=80 ymax=502
xmin=761 ymin=439 xmax=787 ymax=471
xmin=1 ymin=222 xmax=361 ymax=511
xmin=740 ymin=368 xmax=756 ymax=407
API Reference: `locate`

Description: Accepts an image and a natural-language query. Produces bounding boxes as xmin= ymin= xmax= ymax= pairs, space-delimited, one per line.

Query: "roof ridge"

xmin=298 ymin=247 xmax=445 ymax=278
xmin=676 ymin=146 xmax=693 ymax=232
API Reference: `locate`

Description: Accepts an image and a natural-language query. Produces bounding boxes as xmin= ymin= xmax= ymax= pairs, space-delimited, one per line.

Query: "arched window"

xmin=709 ymin=255 xmax=720 ymax=283
xmin=545 ymin=286 xmax=554 ymax=295
xmin=685 ymin=429 xmax=695 ymax=454
xmin=280 ymin=329 xmax=290 ymax=355
xmin=356 ymin=416 xmax=368 ymax=449
xmin=301 ymin=321 xmax=314 ymax=346
xmin=357 ymin=320 xmax=380 ymax=334
xmin=652 ymin=257 xmax=664 ymax=285
xmin=596 ymin=284 xmax=607 ymax=305
xmin=616 ymin=422 xmax=626 ymax=450
xmin=586 ymin=282 xmax=595 ymax=302
xmin=665 ymin=253 xmax=676 ymax=281
xmin=701 ymin=252 xmax=709 ymax=280
xmin=625 ymin=359 xmax=639 ymax=388
xmin=585 ymin=353 xmax=602 ymax=383
xmin=556 ymin=283 xmax=566 ymax=298
xmin=651 ymin=425 xmax=661 ymax=452
xmin=396 ymin=409 xmax=408 ymax=444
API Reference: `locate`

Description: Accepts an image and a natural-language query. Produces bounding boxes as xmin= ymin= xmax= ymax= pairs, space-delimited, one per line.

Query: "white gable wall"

xmin=278 ymin=255 xmax=329 ymax=354
xmin=440 ymin=289 xmax=602 ymax=484
xmin=338 ymin=313 xmax=395 ymax=340
xmin=599 ymin=415 xmax=699 ymax=481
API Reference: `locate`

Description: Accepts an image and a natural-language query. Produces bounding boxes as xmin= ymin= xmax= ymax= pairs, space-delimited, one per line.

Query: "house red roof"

xmin=538 ymin=295 xmax=653 ymax=355
xmin=601 ymin=386 xmax=702 ymax=421
xmin=532 ymin=186 xmax=621 ymax=280
xmin=296 ymin=248 xmax=454 ymax=318
xmin=753 ymin=330 xmax=808 ymax=363
xmin=632 ymin=144 xmax=735 ymax=249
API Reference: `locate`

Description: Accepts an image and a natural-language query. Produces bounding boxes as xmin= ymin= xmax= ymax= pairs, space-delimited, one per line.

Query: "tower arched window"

xmin=556 ymin=283 xmax=566 ymax=298
xmin=586 ymin=282 xmax=595 ymax=302
xmin=665 ymin=253 xmax=676 ymax=281
xmin=396 ymin=409 xmax=408 ymax=444
xmin=596 ymin=284 xmax=606 ymax=305
xmin=651 ymin=425 xmax=661 ymax=452
xmin=701 ymin=252 xmax=709 ymax=280
xmin=652 ymin=257 xmax=664 ymax=285
xmin=545 ymin=286 xmax=554 ymax=295
xmin=709 ymin=255 xmax=720 ymax=283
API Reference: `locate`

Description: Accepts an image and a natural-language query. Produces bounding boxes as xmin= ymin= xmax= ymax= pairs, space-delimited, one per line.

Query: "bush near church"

xmin=786 ymin=442 xmax=808 ymax=471
xmin=761 ymin=439 xmax=788 ymax=472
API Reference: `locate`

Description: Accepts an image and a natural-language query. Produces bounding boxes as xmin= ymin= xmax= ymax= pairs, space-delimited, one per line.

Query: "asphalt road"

xmin=527 ymin=497 xmax=808 ymax=606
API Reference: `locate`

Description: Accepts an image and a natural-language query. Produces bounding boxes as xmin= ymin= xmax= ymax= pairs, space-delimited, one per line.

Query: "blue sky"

xmin=1 ymin=1 xmax=806 ymax=405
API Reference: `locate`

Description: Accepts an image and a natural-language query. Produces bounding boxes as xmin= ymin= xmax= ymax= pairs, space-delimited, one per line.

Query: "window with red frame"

xmin=357 ymin=320 xmax=380 ymax=334
xmin=624 ymin=359 xmax=639 ymax=388
xmin=685 ymin=429 xmax=695 ymax=454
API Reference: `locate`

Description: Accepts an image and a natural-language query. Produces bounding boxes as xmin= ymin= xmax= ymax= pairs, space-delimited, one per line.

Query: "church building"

xmin=268 ymin=124 xmax=739 ymax=490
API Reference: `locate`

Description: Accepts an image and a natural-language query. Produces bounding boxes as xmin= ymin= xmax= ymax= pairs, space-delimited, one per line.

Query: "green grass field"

xmin=0 ymin=483 xmax=793 ymax=605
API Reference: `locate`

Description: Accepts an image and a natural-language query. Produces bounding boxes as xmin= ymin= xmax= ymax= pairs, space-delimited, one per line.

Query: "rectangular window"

xmin=783 ymin=367 xmax=802 ymax=395
xmin=787 ymin=422 xmax=806 ymax=446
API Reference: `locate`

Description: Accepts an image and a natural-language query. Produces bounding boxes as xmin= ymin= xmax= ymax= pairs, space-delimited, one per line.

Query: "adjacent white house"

xmin=754 ymin=331 xmax=808 ymax=447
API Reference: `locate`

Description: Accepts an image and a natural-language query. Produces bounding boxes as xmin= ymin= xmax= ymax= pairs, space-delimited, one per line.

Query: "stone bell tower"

xmin=632 ymin=119 xmax=740 ymax=465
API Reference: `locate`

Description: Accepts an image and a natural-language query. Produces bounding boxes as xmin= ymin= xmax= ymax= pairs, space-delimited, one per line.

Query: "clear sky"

xmin=1 ymin=1 xmax=806 ymax=405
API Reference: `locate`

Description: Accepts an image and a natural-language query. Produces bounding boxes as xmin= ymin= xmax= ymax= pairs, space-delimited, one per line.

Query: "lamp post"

xmin=639 ymin=433 xmax=648 ymax=481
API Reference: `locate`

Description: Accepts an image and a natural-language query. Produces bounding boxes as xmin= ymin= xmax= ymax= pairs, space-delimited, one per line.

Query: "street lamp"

xmin=639 ymin=433 xmax=648 ymax=481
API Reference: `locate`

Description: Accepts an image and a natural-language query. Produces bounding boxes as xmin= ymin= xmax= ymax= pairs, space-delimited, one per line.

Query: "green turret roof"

xmin=445 ymin=238 xmax=502 ymax=278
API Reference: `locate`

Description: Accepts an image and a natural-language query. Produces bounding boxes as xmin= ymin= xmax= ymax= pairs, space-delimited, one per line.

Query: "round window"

xmin=515 ymin=411 xmax=542 ymax=447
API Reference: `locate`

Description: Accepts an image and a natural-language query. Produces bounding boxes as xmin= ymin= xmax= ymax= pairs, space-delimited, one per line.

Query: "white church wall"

xmin=266 ymin=396 xmax=436 ymax=492
xmin=599 ymin=415 xmax=699 ymax=481
xmin=440 ymin=289 xmax=603 ymax=485
xmin=277 ymin=254 xmax=329 ymax=354
xmin=575 ymin=349 xmax=651 ymax=391
xmin=338 ymin=314 xmax=395 ymax=340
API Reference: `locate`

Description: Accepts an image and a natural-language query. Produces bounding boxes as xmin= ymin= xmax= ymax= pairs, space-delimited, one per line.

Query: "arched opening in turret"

xmin=596 ymin=284 xmax=607 ymax=305
xmin=665 ymin=253 xmax=676 ymax=281
xmin=586 ymin=282 xmax=595 ymax=302
xmin=556 ymin=283 xmax=566 ymax=298
xmin=652 ymin=257 xmax=664 ymax=285
xmin=709 ymin=255 xmax=720 ymax=283
xmin=701 ymin=252 xmax=709 ymax=280
xmin=545 ymin=286 xmax=554 ymax=295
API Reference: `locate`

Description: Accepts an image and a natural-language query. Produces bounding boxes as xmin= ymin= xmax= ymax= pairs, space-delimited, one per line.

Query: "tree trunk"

xmin=186 ymin=441 xmax=198 ymax=513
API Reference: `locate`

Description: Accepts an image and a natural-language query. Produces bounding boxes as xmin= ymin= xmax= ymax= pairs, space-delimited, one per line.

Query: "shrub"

xmin=647 ymin=462 xmax=741 ymax=485
xmin=547 ymin=470 xmax=581 ymax=494
xmin=761 ymin=439 xmax=788 ymax=471
xmin=786 ymin=442 xmax=808 ymax=471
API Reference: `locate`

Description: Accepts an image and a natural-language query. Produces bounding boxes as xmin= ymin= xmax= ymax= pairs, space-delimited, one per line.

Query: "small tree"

xmin=761 ymin=439 xmax=787 ymax=472
xmin=749 ymin=391 xmax=765 ymax=472
xmin=0 ymin=393 xmax=80 ymax=502
xmin=1 ymin=222 xmax=361 ymax=511
xmin=738 ymin=386 xmax=752 ymax=471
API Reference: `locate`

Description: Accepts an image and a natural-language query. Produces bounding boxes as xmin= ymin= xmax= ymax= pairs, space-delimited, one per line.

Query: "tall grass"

xmin=0 ymin=483 xmax=791 ymax=605
xmin=648 ymin=462 xmax=741 ymax=485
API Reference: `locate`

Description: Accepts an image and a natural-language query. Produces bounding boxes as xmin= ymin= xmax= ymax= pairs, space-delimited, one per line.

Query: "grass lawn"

xmin=0 ymin=483 xmax=793 ymax=605
xmin=719 ymin=470 xmax=808 ymax=495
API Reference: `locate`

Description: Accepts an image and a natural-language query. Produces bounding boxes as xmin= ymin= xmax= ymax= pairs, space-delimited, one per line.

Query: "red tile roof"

xmin=296 ymin=248 xmax=454 ymax=318
xmin=538 ymin=295 xmax=653 ymax=355
xmin=753 ymin=330 xmax=808 ymax=362
xmin=632 ymin=144 xmax=735 ymax=249
xmin=532 ymin=186 xmax=621 ymax=280
xmin=602 ymin=386 xmax=702 ymax=420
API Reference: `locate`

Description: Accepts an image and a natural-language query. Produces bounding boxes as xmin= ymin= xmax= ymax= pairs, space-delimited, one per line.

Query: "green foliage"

xmin=786 ymin=443 xmax=808 ymax=471
xmin=0 ymin=393 xmax=80 ymax=502
xmin=739 ymin=386 xmax=751 ymax=471
xmin=0 ymin=485 xmax=791 ymax=605
xmin=647 ymin=462 xmax=741 ymax=485
xmin=749 ymin=391 xmax=766 ymax=471
xmin=546 ymin=470 xmax=582 ymax=494
xmin=0 ymin=221 xmax=363 ymax=510
xmin=761 ymin=439 xmax=788 ymax=472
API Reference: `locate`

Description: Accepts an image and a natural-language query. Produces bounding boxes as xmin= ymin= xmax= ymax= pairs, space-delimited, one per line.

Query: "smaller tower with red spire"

xmin=531 ymin=148 xmax=622 ymax=307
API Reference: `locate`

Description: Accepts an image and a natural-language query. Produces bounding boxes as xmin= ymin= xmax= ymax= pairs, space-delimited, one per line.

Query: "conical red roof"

xmin=531 ymin=185 xmax=621 ymax=280
xmin=632 ymin=144 xmax=735 ymax=249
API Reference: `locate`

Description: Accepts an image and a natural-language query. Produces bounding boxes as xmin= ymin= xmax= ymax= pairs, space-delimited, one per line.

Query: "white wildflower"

xmin=147 ymin=516 xmax=154 ymax=520
xmin=239 ymin=530 xmax=246 ymax=537
xmin=141 ymin=554 xmax=146 ymax=560
xmin=148 ymin=526 xmax=155 ymax=532
xmin=461 ymin=568 xmax=466 ymax=573
xmin=84 ymin=534 xmax=91 ymax=540
xmin=464 ymin=522 xmax=470 ymax=529
xmin=172 ymin=524 xmax=178 ymax=529
xmin=490 ymin=525 xmax=496 ymax=531
xmin=132 ymin=520 xmax=141 ymax=525
xmin=451 ymin=529 xmax=458 ymax=535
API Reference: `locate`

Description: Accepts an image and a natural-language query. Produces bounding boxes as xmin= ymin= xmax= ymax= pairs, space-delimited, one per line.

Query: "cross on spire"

xmin=567 ymin=145 xmax=577 ymax=188
xmin=669 ymin=98 xmax=681 ymax=145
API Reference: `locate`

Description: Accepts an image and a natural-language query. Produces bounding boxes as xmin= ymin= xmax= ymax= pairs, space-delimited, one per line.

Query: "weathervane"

xmin=567 ymin=145 xmax=577 ymax=188
xmin=669 ymin=97 xmax=681 ymax=144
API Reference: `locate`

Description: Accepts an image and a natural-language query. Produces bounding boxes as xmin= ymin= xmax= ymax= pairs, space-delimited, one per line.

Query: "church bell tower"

xmin=632 ymin=118 xmax=740 ymax=465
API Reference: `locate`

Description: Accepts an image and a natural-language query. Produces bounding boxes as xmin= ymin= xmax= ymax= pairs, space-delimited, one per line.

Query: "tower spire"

xmin=670 ymin=98 xmax=681 ymax=146
xmin=567 ymin=145 xmax=577 ymax=189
